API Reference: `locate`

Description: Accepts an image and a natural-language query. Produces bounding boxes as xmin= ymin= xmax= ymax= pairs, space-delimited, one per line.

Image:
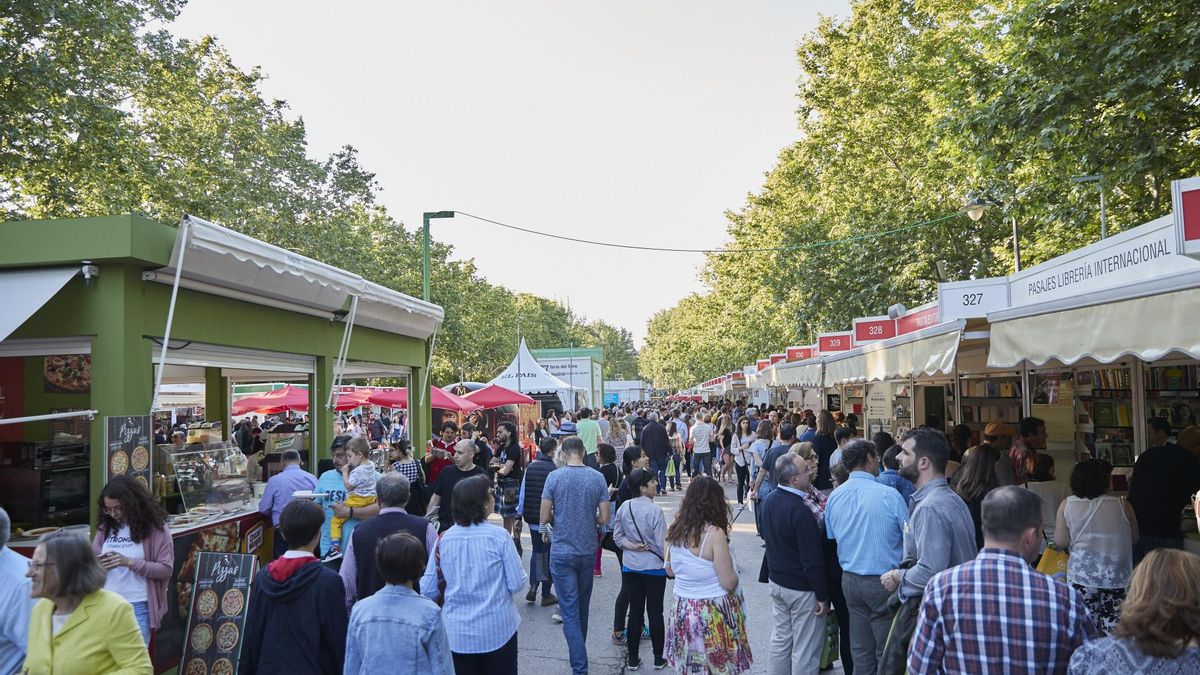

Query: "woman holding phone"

xmin=613 ymin=468 xmax=668 ymax=670
xmin=91 ymin=475 xmax=175 ymax=645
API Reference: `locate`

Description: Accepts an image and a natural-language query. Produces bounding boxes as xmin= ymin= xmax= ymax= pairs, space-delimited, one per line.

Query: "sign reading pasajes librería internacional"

xmin=1008 ymin=214 xmax=1200 ymax=307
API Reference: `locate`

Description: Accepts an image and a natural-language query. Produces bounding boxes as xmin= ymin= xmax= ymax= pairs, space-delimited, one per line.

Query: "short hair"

xmin=871 ymin=432 xmax=895 ymax=456
xmin=281 ymin=449 xmax=302 ymax=463
xmin=648 ymin=412 xmax=659 ymax=422
xmin=924 ymin=413 xmax=943 ymax=430
xmin=538 ymin=437 xmax=558 ymax=456
xmin=1070 ymin=459 xmax=1111 ymax=499
xmin=453 ymin=439 xmax=476 ymax=458
xmin=39 ymin=532 xmax=107 ymax=599
xmin=317 ymin=458 xmax=335 ymax=475
xmin=830 ymin=462 xmax=850 ymax=485
xmin=1148 ymin=416 xmax=1172 ymax=436
xmin=171 ymin=430 xmax=186 ymax=439
xmin=375 ymin=532 xmax=427 ymax=586
xmin=1019 ymin=416 xmax=1045 ymax=438
xmin=839 ymin=439 xmax=877 ymax=471
xmin=452 ymin=475 xmax=493 ymax=526
xmin=627 ymin=468 xmax=656 ymax=493
xmin=561 ymin=436 xmax=585 ymax=457
xmin=460 ymin=422 xmax=476 ymax=434
xmin=1114 ymin=549 xmax=1200 ymax=658
xmin=280 ymin=500 xmax=324 ymax=548
xmin=578 ymin=408 xmax=592 ymax=419
xmin=834 ymin=427 xmax=856 ymax=444
xmin=899 ymin=427 xmax=952 ymax=474
xmin=806 ymin=415 xmax=817 ymax=429
xmin=778 ymin=423 xmax=797 ymax=441
xmin=377 ymin=472 xmax=411 ymax=508
xmin=330 ymin=435 xmax=352 ymax=454
xmin=622 ymin=445 xmax=645 ymax=475
xmin=791 ymin=442 xmax=814 ymax=460
xmin=775 ymin=453 xmax=804 ymax=485
xmin=440 ymin=420 xmax=459 ymax=433
xmin=882 ymin=444 xmax=903 ymax=471
xmin=0 ymin=507 xmax=10 ymax=548
xmin=346 ymin=435 xmax=371 ymax=457
xmin=981 ymin=486 xmax=1043 ymax=542
xmin=598 ymin=443 xmax=616 ymax=464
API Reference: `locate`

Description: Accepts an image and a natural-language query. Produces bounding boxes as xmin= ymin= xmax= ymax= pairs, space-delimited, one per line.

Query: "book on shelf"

xmin=1092 ymin=401 xmax=1116 ymax=427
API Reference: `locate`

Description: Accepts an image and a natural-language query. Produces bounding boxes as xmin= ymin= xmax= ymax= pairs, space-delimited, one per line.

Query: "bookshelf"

xmin=1145 ymin=363 xmax=1200 ymax=434
xmin=957 ymin=374 xmax=1023 ymax=446
xmin=1076 ymin=367 xmax=1135 ymax=466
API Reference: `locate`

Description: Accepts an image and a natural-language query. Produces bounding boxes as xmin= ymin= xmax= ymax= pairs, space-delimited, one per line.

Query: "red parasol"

xmin=231 ymin=385 xmax=310 ymax=416
xmin=367 ymin=387 xmax=481 ymax=413
xmin=462 ymin=383 xmax=536 ymax=409
xmin=333 ymin=388 xmax=377 ymax=411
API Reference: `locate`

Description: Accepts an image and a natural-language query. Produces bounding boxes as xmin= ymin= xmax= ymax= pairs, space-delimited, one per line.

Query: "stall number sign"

xmin=818 ymin=333 xmax=854 ymax=353
xmin=786 ymin=346 xmax=815 ymax=361
xmin=853 ymin=318 xmax=896 ymax=344
xmin=769 ymin=354 xmax=787 ymax=365
xmin=180 ymin=552 xmax=256 ymax=675
xmin=938 ymin=278 xmax=1009 ymax=320
xmin=1173 ymin=176 xmax=1200 ymax=259
xmin=756 ymin=359 xmax=770 ymax=371
xmin=897 ymin=305 xmax=940 ymax=335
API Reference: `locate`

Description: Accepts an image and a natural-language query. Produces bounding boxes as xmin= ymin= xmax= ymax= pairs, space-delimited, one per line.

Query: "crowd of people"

xmin=3 ymin=399 xmax=1200 ymax=674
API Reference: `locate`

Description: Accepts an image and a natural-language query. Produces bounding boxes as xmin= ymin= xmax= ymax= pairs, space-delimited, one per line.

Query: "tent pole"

xmin=150 ymin=215 xmax=192 ymax=416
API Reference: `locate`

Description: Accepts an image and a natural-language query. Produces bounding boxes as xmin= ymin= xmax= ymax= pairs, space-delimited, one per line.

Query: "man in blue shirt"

xmin=0 ymin=508 xmax=33 ymax=675
xmin=259 ymin=449 xmax=318 ymax=559
xmin=824 ymin=440 xmax=907 ymax=675
xmin=541 ymin=437 xmax=610 ymax=675
xmin=875 ymin=444 xmax=915 ymax=506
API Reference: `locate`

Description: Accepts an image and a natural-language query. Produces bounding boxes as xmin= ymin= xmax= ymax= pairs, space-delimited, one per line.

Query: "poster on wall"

xmin=105 ymin=415 xmax=153 ymax=491
xmin=43 ymin=354 xmax=91 ymax=393
xmin=826 ymin=394 xmax=841 ymax=412
xmin=179 ymin=551 xmax=257 ymax=675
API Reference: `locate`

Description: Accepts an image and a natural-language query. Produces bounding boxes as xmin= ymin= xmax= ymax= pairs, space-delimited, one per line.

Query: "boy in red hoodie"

xmin=240 ymin=500 xmax=348 ymax=674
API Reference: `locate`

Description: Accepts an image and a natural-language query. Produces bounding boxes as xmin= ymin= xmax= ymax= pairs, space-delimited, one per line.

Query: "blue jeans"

xmin=131 ymin=600 xmax=150 ymax=645
xmin=650 ymin=458 xmax=668 ymax=495
xmin=551 ymin=553 xmax=596 ymax=674
xmin=692 ymin=452 xmax=712 ymax=476
xmin=669 ymin=453 xmax=682 ymax=488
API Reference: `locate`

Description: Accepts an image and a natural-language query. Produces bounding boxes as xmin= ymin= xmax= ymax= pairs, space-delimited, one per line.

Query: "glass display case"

xmin=162 ymin=442 xmax=252 ymax=528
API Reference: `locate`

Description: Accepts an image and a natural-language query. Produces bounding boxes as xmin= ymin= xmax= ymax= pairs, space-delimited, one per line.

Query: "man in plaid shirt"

xmin=908 ymin=486 xmax=1097 ymax=674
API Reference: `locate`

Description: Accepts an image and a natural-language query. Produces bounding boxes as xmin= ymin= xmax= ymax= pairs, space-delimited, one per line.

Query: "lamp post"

xmin=962 ymin=193 xmax=1023 ymax=271
xmin=1070 ymin=174 xmax=1107 ymax=239
xmin=422 ymin=211 xmax=455 ymax=302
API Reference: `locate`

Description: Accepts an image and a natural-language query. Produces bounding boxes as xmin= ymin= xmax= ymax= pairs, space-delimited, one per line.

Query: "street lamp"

xmin=1070 ymin=174 xmax=1107 ymax=239
xmin=422 ymin=211 xmax=455 ymax=302
xmin=961 ymin=192 xmax=1022 ymax=271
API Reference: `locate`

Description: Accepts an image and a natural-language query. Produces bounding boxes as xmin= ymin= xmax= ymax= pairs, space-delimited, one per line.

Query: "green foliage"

xmin=643 ymin=0 xmax=1200 ymax=390
xmin=0 ymin=0 xmax=639 ymax=385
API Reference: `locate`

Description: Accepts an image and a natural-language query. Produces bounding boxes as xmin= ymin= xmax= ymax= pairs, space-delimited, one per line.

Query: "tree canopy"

xmin=639 ymin=0 xmax=1200 ymax=391
xmin=0 ymin=0 xmax=639 ymax=385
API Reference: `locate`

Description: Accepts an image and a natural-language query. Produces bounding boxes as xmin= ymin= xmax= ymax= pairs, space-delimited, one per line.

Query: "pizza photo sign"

xmin=180 ymin=552 xmax=256 ymax=675
xmin=105 ymin=415 xmax=153 ymax=490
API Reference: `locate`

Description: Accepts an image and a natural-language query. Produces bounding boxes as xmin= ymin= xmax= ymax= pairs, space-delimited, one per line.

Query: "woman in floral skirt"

xmin=664 ymin=476 xmax=751 ymax=673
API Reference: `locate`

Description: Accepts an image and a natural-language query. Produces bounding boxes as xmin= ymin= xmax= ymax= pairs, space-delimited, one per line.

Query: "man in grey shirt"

xmin=878 ymin=427 xmax=977 ymax=675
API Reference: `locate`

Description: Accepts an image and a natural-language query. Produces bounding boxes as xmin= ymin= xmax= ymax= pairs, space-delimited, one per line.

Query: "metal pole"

xmin=1010 ymin=215 xmax=1021 ymax=272
xmin=1099 ymin=186 xmax=1108 ymax=239
xmin=151 ymin=215 xmax=192 ymax=415
xmin=421 ymin=211 xmax=455 ymax=303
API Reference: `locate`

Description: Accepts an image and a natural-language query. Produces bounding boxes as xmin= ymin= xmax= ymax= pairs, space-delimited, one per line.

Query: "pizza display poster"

xmin=104 ymin=415 xmax=153 ymax=490
xmin=180 ymin=551 xmax=257 ymax=675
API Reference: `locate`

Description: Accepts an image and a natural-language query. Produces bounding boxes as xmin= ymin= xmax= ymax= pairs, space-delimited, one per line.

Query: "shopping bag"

xmin=1036 ymin=543 xmax=1069 ymax=579
xmin=819 ymin=613 xmax=839 ymax=670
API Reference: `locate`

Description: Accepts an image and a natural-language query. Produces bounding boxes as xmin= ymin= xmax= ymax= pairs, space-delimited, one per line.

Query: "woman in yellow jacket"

xmin=23 ymin=532 xmax=151 ymax=675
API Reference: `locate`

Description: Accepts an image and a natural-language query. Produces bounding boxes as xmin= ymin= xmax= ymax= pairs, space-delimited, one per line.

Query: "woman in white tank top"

xmin=1054 ymin=459 xmax=1139 ymax=634
xmin=663 ymin=476 xmax=752 ymax=674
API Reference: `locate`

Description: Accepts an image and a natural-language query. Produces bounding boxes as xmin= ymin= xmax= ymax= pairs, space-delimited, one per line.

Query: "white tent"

xmin=490 ymin=338 xmax=582 ymax=410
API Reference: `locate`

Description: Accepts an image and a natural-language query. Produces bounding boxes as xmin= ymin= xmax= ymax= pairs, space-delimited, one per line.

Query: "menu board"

xmin=105 ymin=415 xmax=153 ymax=490
xmin=180 ymin=551 xmax=256 ymax=675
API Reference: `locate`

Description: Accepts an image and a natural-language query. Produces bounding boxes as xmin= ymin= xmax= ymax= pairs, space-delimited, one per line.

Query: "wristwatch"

xmin=349 ymin=507 xmax=355 ymax=519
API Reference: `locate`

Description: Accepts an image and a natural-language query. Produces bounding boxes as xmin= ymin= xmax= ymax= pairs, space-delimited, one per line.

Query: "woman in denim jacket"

xmin=344 ymin=532 xmax=453 ymax=674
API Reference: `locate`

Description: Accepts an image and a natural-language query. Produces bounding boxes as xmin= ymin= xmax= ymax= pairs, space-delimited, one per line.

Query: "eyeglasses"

xmin=27 ymin=560 xmax=54 ymax=573
xmin=102 ymin=505 xmax=123 ymax=516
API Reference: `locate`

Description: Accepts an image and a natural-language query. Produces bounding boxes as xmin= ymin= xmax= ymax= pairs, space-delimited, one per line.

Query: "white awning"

xmin=0 ymin=267 xmax=78 ymax=343
xmin=824 ymin=320 xmax=966 ymax=385
xmin=152 ymin=216 xmax=443 ymax=340
xmin=988 ymin=270 xmax=1200 ymax=367
xmin=768 ymin=358 xmax=824 ymax=388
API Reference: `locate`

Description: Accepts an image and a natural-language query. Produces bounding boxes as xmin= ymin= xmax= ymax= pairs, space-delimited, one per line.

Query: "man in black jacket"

xmin=631 ymin=409 xmax=650 ymax=446
xmin=639 ymin=413 xmax=671 ymax=496
xmin=241 ymin=499 xmax=348 ymax=675
xmin=340 ymin=473 xmax=436 ymax=612
xmin=760 ymin=453 xmax=829 ymax=674
xmin=521 ymin=437 xmax=558 ymax=606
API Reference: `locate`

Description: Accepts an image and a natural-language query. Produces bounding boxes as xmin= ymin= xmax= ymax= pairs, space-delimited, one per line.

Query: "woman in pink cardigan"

xmin=91 ymin=475 xmax=175 ymax=645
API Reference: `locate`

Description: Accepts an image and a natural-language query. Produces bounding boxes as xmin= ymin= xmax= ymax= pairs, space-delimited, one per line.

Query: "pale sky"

xmin=168 ymin=1 xmax=850 ymax=344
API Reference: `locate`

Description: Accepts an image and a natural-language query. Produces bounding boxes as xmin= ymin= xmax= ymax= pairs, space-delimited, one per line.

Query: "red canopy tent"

xmin=231 ymin=385 xmax=310 ymax=416
xmin=462 ymin=383 xmax=536 ymax=409
xmin=367 ymin=387 xmax=481 ymax=413
xmin=333 ymin=388 xmax=377 ymax=411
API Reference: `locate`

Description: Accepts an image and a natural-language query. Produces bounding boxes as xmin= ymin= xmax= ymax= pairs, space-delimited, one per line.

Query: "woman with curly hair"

xmin=90 ymin=474 xmax=174 ymax=645
xmin=1067 ymin=548 xmax=1200 ymax=673
xmin=664 ymin=476 xmax=752 ymax=674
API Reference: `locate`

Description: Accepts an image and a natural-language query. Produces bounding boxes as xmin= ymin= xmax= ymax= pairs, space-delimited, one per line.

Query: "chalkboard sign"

xmin=179 ymin=551 xmax=257 ymax=675
xmin=105 ymin=415 xmax=153 ymax=491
